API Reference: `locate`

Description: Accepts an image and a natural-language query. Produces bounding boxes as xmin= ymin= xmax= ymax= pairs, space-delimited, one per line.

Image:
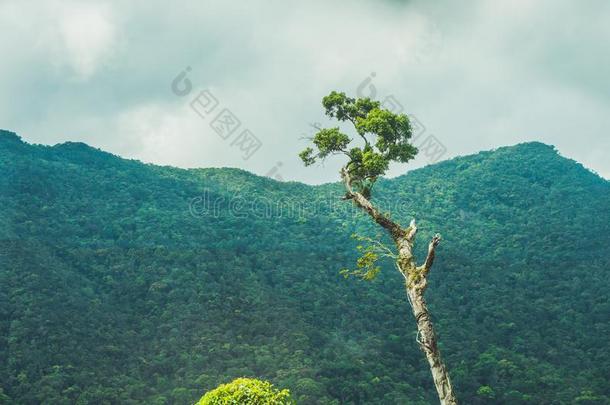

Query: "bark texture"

xmin=342 ymin=169 xmax=458 ymax=405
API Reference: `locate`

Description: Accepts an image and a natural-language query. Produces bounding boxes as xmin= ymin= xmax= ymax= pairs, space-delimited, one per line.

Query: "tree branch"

xmin=421 ymin=233 xmax=442 ymax=274
xmin=341 ymin=168 xmax=405 ymax=240
xmin=355 ymin=235 xmax=397 ymax=259
xmin=346 ymin=116 xmax=370 ymax=147
xmin=406 ymin=218 xmax=418 ymax=242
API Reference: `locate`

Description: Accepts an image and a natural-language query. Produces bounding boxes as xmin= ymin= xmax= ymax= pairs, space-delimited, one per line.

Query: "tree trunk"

xmin=405 ymin=285 xmax=457 ymax=405
xmin=341 ymin=169 xmax=457 ymax=404
xmin=397 ymin=233 xmax=458 ymax=405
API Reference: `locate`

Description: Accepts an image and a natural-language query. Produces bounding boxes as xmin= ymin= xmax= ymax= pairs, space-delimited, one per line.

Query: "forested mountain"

xmin=0 ymin=129 xmax=608 ymax=404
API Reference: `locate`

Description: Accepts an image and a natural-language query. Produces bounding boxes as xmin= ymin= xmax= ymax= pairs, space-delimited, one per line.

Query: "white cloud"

xmin=0 ymin=0 xmax=118 ymax=80
xmin=56 ymin=2 xmax=118 ymax=79
xmin=112 ymin=102 xmax=220 ymax=168
xmin=0 ymin=0 xmax=608 ymax=182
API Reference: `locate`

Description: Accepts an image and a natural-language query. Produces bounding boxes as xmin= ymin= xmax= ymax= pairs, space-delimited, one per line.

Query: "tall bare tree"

xmin=299 ymin=91 xmax=457 ymax=404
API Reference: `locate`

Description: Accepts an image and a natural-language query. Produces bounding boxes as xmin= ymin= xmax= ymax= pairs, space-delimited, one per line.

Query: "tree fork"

xmin=398 ymin=228 xmax=457 ymax=405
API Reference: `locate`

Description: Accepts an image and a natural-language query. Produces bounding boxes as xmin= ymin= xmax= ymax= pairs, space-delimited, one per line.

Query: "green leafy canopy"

xmin=299 ymin=91 xmax=418 ymax=196
xmin=197 ymin=378 xmax=293 ymax=405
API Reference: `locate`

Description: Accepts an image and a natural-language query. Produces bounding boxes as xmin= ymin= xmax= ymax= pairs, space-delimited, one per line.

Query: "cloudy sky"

xmin=1 ymin=0 xmax=609 ymax=183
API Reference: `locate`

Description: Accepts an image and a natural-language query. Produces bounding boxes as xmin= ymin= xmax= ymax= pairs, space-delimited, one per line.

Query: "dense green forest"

xmin=0 ymin=129 xmax=608 ymax=404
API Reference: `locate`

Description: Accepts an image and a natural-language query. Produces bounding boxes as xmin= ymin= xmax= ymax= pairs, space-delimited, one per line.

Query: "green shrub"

xmin=196 ymin=378 xmax=292 ymax=404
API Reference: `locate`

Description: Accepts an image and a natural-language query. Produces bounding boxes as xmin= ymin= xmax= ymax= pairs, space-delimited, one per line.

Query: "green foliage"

xmin=0 ymin=388 xmax=11 ymax=404
xmin=312 ymin=128 xmax=351 ymax=159
xmin=340 ymin=234 xmax=394 ymax=281
xmin=298 ymin=147 xmax=316 ymax=166
xmin=1 ymin=131 xmax=609 ymax=404
xmin=196 ymin=378 xmax=292 ymax=405
xmin=299 ymin=91 xmax=417 ymax=196
xmin=477 ymin=385 xmax=495 ymax=399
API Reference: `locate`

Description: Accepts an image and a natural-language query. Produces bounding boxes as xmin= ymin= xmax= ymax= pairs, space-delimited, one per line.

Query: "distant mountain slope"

xmin=0 ymin=130 xmax=608 ymax=404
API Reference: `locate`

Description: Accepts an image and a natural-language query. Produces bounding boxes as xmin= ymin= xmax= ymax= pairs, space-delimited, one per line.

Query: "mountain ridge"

xmin=2 ymin=128 xmax=606 ymax=185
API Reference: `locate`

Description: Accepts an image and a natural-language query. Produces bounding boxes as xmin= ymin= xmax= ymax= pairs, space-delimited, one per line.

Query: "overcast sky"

xmin=1 ymin=0 xmax=609 ymax=183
